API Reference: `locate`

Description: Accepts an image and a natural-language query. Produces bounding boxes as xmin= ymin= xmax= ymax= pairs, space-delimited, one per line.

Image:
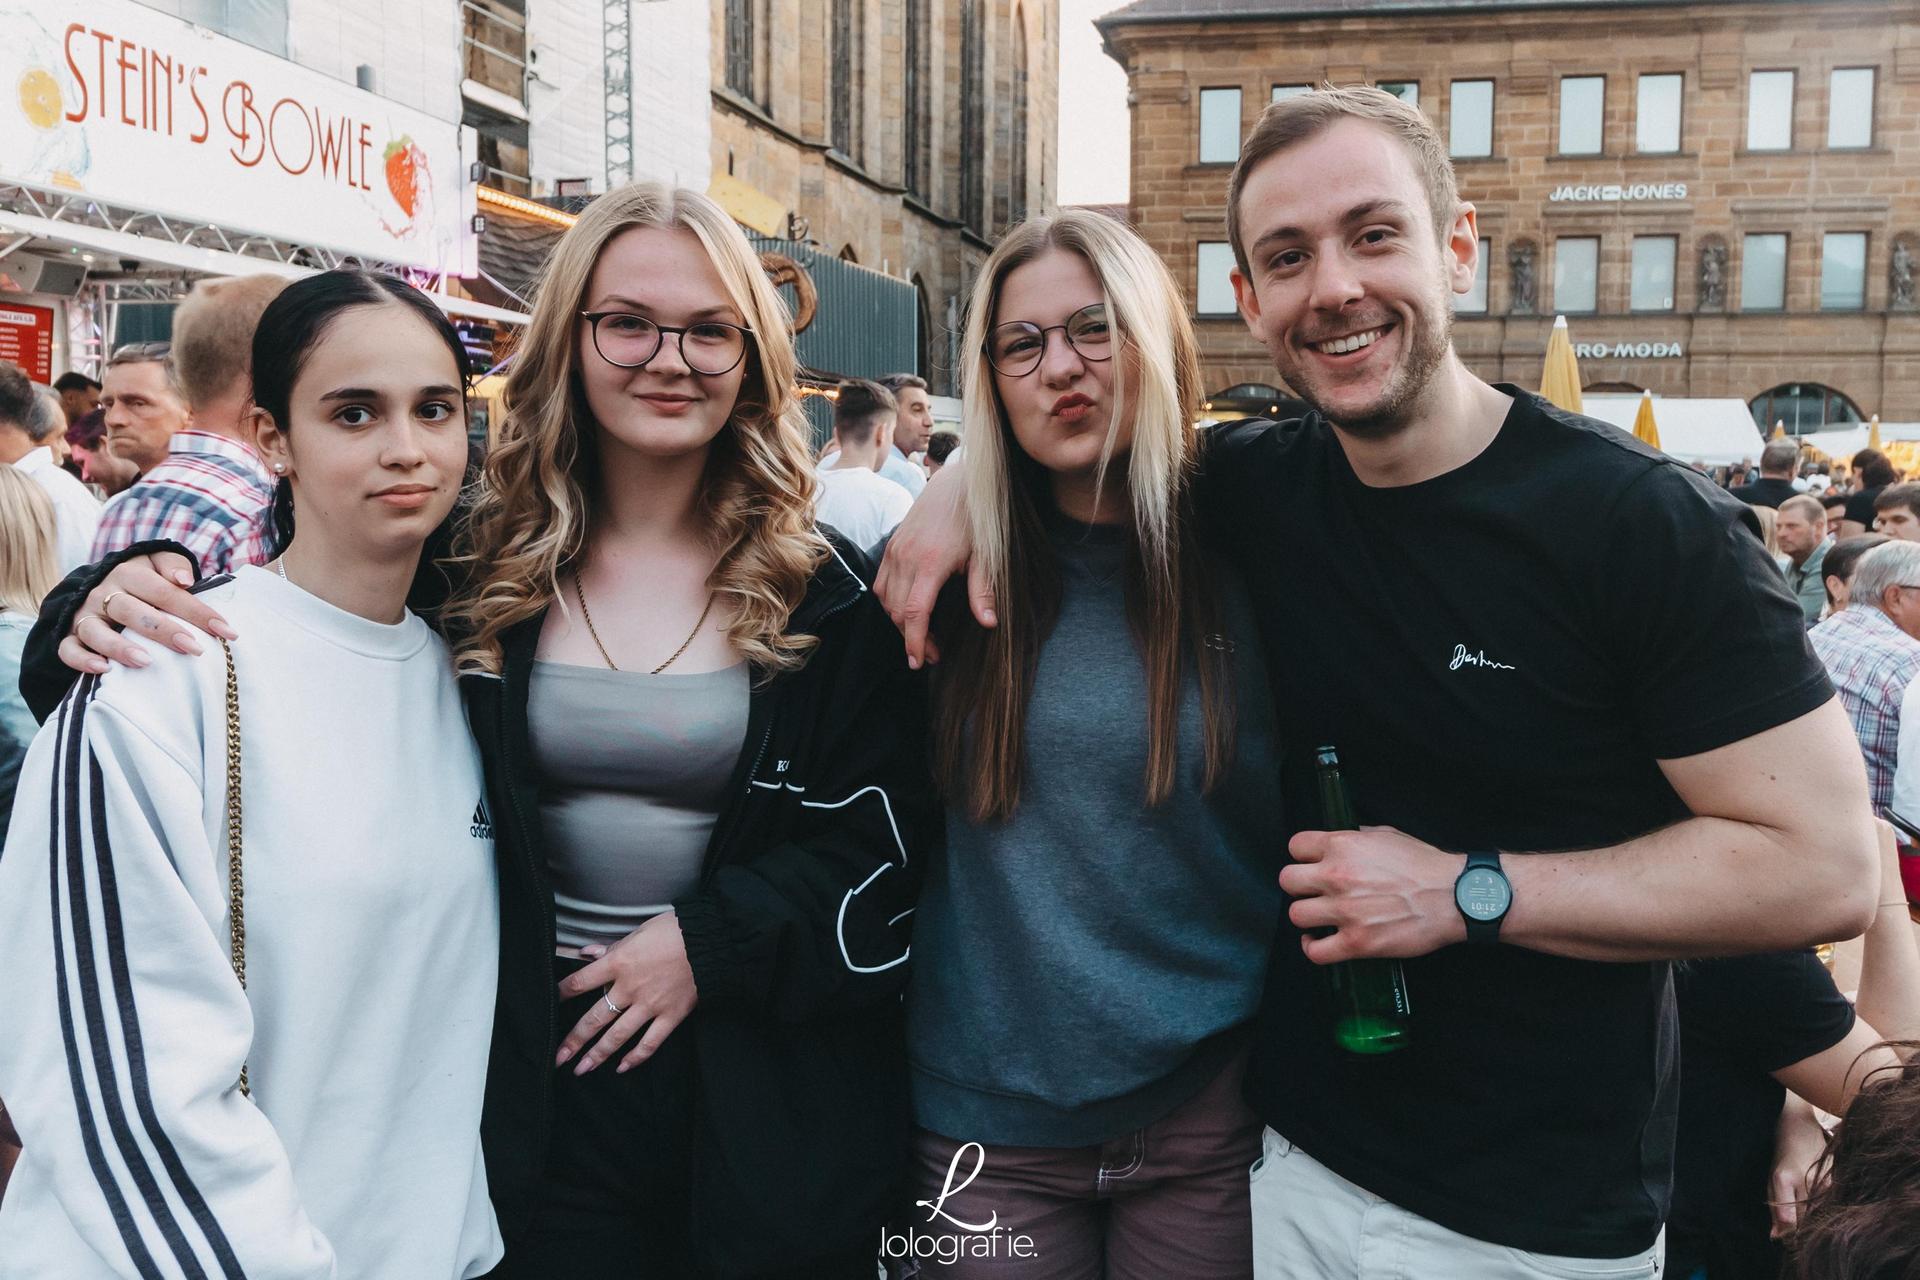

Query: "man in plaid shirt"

xmin=90 ymin=284 xmax=283 ymax=577
xmin=1809 ymin=539 xmax=1920 ymax=816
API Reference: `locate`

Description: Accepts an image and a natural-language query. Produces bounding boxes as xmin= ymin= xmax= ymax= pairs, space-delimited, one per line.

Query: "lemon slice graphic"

xmin=19 ymin=68 xmax=62 ymax=131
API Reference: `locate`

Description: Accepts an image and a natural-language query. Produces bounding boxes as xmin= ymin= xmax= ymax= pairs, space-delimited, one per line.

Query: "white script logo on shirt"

xmin=1450 ymin=644 xmax=1516 ymax=672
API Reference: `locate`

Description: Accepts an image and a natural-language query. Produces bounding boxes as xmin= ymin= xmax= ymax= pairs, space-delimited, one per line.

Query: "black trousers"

xmin=498 ymin=957 xmax=877 ymax=1280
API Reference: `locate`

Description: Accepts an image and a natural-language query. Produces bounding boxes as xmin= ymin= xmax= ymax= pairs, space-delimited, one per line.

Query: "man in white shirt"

xmin=0 ymin=361 xmax=101 ymax=572
xmin=815 ymin=379 xmax=914 ymax=552
xmin=820 ymin=373 xmax=931 ymax=498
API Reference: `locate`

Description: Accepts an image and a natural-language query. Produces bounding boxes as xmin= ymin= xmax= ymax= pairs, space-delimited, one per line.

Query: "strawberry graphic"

xmin=383 ymin=136 xmax=423 ymax=220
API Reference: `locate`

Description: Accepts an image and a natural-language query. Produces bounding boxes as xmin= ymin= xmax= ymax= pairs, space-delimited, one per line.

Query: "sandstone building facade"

xmin=714 ymin=0 xmax=1061 ymax=393
xmin=1100 ymin=0 xmax=1919 ymax=428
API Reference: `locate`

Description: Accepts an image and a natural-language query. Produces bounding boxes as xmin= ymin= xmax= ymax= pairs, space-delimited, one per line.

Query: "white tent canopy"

xmin=1582 ymin=395 xmax=1766 ymax=467
xmin=1796 ymin=424 xmax=1920 ymax=459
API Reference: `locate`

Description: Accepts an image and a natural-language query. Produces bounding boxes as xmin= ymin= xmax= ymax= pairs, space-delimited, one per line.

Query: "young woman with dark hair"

xmin=0 ymin=270 xmax=500 ymax=1278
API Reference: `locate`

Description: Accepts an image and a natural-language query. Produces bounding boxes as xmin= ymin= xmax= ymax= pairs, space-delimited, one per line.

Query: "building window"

xmin=1196 ymin=243 xmax=1237 ymax=315
xmin=1449 ymin=80 xmax=1493 ymax=158
xmin=724 ymin=0 xmax=754 ymax=99
xmin=1199 ymin=88 xmax=1242 ymax=164
xmin=1273 ymin=85 xmax=1311 ymax=103
xmin=1741 ymin=233 xmax=1788 ymax=311
xmin=1456 ymin=237 xmax=1491 ymax=313
xmin=1635 ymin=74 xmax=1682 ymax=153
xmin=830 ymin=0 xmax=859 ymax=158
xmin=1558 ymin=76 xmax=1605 ymax=155
xmin=1828 ymin=68 xmax=1875 ymax=149
xmin=961 ymin=0 xmax=985 ymax=230
xmin=1378 ymin=81 xmax=1418 ymax=108
xmin=1821 ymin=233 xmax=1868 ymax=310
xmin=1011 ymin=8 xmax=1029 ymax=221
xmin=1630 ymin=236 xmax=1677 ymax=311
xmin=1749 ymin=383 xmax=1863 ymax=434
xmin=182 ymin=0 xmax=288 ymax=56
xmin=1553 ymin=237 xmax=1599 ymax=313
xmin=903 ymin=0 xmax=928 ymax=196
xmin=1747 ymin=70 xmax=1795 ymax=150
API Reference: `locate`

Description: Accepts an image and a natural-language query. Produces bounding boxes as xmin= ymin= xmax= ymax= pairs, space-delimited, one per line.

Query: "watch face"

xmin=1456 ymin=868 xmax=1512 ymax=922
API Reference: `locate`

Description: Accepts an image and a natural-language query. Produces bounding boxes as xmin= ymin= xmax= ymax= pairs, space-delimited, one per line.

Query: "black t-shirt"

xmin=1731 ymin=477 xmax=1801 ymax=509
xmin=1668 ymin=951 xmax=1855 ymax=1280
xmin=1202 ymin=387 xmax=1833 ymax=1257
xmin=1844 ymin=485 xmax=1887 ymax=528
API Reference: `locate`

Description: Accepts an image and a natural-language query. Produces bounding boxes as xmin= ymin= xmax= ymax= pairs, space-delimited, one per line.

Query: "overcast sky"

xmin=1056 ymin=0 xmax=1131 ymax=206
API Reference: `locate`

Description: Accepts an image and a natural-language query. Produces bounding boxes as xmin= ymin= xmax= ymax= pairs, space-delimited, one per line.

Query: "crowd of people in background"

xmin=0 ymin=84 xmax=1915 ymax=1280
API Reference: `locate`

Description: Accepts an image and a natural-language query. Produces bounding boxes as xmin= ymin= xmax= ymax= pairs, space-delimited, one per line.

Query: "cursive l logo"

xmin=916 ymin=1141 xmax=999 ymax=1231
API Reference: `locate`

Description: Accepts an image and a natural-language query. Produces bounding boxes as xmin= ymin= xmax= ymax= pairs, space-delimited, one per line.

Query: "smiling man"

xmin=1201 ymin=87 xmax=1879 ymax=1279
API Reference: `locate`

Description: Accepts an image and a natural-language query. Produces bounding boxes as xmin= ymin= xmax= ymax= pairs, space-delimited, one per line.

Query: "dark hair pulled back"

xmin=249 ymin=270 xmax=473 ymax=555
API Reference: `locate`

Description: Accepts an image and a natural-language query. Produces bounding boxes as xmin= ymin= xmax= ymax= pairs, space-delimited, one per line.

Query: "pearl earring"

xmin=272 ymin=462 xmax=287 ymax=475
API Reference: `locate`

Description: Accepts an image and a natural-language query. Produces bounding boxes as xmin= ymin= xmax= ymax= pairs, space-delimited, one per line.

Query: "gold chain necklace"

xmin=573 ymin=570 xmax=716 ymax=675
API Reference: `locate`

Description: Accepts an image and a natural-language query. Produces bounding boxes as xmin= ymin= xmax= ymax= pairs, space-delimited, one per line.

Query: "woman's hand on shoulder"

xmin=872 ymin=464 xmax=995 ymax=669
xmin=62 ymin=553 xmax=234 ymax=675
xmin=554 ymin=913 xmax=699 ymax=1075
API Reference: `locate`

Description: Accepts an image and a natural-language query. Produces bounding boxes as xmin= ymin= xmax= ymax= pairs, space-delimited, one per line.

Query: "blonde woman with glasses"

xmin=20 ymin=182 xmax=937 ymax=1279
xmin=899 ymin=211 xmax=1281 ymax=1278
xmin=445 ymin=181 xmax=934 ymax=1279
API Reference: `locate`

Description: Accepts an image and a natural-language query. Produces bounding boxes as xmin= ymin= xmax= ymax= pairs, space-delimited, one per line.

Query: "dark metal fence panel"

xmin=747 ymin=235 xmax=918 ymax=385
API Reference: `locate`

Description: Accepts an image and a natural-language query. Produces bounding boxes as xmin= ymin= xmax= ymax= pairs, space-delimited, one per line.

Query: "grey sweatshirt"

xmin=907 ymin=516 xmax=1283 ymax=1147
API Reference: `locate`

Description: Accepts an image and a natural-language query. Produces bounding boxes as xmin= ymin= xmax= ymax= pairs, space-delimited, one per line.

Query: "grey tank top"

xmin=528 ymin=660 xmax=750 ymax=947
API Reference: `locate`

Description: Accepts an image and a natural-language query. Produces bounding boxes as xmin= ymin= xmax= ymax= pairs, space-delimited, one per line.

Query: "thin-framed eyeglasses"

xmin=580 ymin=311 xmax=753 ymax=376
xmin=985 ymin=303 xmax=1114 ymax=378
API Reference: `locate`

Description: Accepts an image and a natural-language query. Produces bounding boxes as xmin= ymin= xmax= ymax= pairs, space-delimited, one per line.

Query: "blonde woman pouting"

xmin=901 ymin=211 xmax=1282 ymax=1278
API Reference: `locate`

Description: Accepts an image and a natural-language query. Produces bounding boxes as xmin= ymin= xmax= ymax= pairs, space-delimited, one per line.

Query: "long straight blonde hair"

xmin=0 ymin=467 xmax=58 ymax=615
xmin=446 ymin=183 xmax=824 ymax=674
xmin=934 ymin=210 xmax=1233 ymax=820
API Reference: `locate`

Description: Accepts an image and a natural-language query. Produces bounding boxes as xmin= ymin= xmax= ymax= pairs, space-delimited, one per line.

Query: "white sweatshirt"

xmin=0 ymin=566 xmax=502 ymax=1280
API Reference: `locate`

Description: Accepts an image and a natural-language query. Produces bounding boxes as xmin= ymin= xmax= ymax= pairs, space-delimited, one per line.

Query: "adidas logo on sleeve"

xmin=470 ymin=797 xmax=495 ymax=841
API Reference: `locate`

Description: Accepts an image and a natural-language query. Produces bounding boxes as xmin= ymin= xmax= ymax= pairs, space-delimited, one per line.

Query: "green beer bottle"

xmin=1313 ymin=746 xmax=1412 ymax=1055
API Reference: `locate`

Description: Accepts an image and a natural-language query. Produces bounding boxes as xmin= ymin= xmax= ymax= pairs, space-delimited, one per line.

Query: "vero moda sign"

xmin=0 ymin=0 xmax=477 ymax=275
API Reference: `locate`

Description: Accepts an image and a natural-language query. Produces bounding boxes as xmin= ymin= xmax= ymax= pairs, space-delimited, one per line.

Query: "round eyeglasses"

xmin=580 ymin=311 xmax=753 ymax=376
xmin=985 ymin=303 xmax=1114 ymax=378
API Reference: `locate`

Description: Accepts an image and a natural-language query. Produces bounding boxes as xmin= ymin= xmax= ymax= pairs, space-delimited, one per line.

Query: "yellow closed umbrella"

xmin=1870 ymin=414 xmax=1882 ymax=451
xmin=1631 ymin=390 xmax=1661 ymax=451
xmin=1540 ymin=315 xmax=1583 ymax=414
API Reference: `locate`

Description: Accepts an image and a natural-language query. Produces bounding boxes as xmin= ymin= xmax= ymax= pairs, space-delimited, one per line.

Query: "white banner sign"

xmin=1549 ymin=182 xmax=1688 ymax=203
xmin=1 ymin=1 xmax=475 ymax=274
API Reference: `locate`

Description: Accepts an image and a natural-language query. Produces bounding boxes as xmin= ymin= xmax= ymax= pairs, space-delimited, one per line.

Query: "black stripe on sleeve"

xmin=49 ymin=679 xmax=167 ymax=1280
xmin=89 ymin=729 xmax=248 ymax=1278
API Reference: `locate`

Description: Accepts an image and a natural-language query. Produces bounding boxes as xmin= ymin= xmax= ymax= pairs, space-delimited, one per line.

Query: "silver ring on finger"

xmin=602 ymin=989 xmax=625 ymax=1016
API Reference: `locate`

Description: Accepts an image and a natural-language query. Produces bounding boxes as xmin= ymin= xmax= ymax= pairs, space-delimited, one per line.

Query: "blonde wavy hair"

xmin=0 ymin=467 xmax=59 ymax=615
xmin=446 ymin=182 xmax=825 ymax=674
xmin=934 ymin=210 xmax=1232 ymax=819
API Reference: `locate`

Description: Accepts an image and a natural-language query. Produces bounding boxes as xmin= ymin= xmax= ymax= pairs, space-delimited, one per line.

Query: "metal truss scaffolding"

xmin=604 ymin=0 xmax=633 ymax=189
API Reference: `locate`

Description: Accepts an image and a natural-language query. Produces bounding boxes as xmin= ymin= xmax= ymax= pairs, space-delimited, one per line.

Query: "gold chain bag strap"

xmin=217 ymin=637 xmax=249 ymax=1097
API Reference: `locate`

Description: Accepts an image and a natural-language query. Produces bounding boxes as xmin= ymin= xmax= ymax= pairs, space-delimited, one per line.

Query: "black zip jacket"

xmin=22 ymin=535 xmax=939 ymax=1277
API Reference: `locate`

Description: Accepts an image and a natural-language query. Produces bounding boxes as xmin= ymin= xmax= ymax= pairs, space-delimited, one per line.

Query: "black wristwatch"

xmin=1454 ymin=849 xmax=1512 ymax=945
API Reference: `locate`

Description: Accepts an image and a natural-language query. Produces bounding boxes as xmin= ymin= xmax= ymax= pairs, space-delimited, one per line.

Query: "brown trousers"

xmin=896 ymin=1052 xmax=1260 ymax=1280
